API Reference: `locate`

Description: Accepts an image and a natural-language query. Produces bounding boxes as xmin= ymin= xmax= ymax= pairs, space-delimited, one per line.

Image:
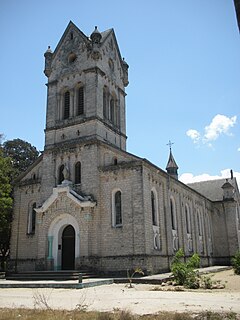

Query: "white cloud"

xmin=186 ymin=129 xmax=200 ymax=143
xmin=179 ymin=169 xmax=240 ymax=187
xmin=186 ymin=114 xmax=237 ymax=145
xmin=238 ymin=147 xmax=240 ymax=152
xmin=203 ymin=114 xmax=237 ymax=142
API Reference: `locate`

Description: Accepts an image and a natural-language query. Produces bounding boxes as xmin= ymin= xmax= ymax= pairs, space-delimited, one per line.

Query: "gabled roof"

xmin=188 ymin=178 xmax=238 ymax=202
xmin=99 ymin=27 xmax=124 ymax=67
xmin=51 ymin=22 xmax=125 ymax=73
xmin=52 ymin=21 xmax=90 ymax=59
xmin=35 ymin=185 xmax=96 ymax=214
xmin=14 ymin=154 xmax=43 ymax=183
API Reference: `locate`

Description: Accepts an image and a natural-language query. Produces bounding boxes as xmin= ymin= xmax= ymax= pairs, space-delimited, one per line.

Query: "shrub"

xmin=201 ymin=275 xmax=213 ymax=289
xmin=231 ymin=251 xmax=240 ymax=275
xmin=170 ymin=249 xmax=200 ymax=289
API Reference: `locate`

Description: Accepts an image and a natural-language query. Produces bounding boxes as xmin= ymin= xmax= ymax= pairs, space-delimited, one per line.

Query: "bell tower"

xmin=43 ymin=22 xmax=129 ymax=151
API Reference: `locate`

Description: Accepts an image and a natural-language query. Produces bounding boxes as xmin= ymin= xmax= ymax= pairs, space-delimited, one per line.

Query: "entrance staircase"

xmin=5 ymin=270 xmax=98 ymax=281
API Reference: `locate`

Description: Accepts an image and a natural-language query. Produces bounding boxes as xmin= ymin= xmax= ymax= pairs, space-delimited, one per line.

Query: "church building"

xmin=9 ymin=22 xmax=240 ymax=274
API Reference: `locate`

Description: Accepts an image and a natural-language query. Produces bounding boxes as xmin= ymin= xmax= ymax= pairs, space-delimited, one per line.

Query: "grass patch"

xmin=0 ymin=309 xmax=239 ymax=320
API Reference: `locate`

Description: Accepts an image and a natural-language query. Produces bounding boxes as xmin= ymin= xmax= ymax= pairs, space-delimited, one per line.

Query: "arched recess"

xmin=170 ymin=196 xmax=177 ymax=231
xmin=111 ymin=188 xmax=122 ymax=227
xmin=62 ymin=225 xmax=75 ymax=270
xmin=151 ymin=188 xmax=159 ymax=226
xmin=27 ymin=202 xmax=37 ymax=235
xmin=170 ymin=196 xmax=178 ymax=251
xmin=109 ymin=91 xmax=118 ymax=125
xmin=196 ymin=209 xmax=204 ymax=254
xmin=75 ymin=83 xmax=84 ymax=116
xmin=151 ymin=188 xmax=161 ymax=250
xmin=48 ymin=214 xmax=80 ymax=270
xmin=103 ymin=86 xmax=109 ymax=119
xmin=185 ymin=203 xmax=193 ymax=252
xmin=58 ymin=164 xmax=65 ymax=184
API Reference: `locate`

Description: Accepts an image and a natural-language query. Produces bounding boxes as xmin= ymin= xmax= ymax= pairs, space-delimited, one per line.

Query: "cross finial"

xmin=167 ymin=140 xmax=174 ymax=151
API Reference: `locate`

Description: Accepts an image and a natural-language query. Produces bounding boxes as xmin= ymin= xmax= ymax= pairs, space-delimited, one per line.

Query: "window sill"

xmin=26 ymin=232 xmax=35 ymax=237
xmin=113 ymin=224 xmax=123 ymax=229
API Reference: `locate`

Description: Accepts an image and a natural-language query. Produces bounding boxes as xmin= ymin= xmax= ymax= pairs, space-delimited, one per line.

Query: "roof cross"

xmin=166 ymin=140 xmax=174 ymax=151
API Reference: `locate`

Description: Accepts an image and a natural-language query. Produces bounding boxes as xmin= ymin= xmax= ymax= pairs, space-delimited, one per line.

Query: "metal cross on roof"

xmin=166 ymin=140 xmax=174 ymax=151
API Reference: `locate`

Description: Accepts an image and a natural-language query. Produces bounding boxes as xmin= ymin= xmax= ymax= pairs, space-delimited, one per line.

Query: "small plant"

xmin=170 ymin=249 xmax=200 ymax=289
xmin=231 ymin=251 xmax=240 ymax=275
xmin=33 ymin=289 xmax=53 ymax=310
xmin=127 ymin=267 xmax=144 ymax=288
xmin=201 ymin=275 xmax=214 ymax=289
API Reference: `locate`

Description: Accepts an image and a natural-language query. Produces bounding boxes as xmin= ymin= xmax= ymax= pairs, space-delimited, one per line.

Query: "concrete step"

xmin=6 ymin=270 xmax=98 ymax=281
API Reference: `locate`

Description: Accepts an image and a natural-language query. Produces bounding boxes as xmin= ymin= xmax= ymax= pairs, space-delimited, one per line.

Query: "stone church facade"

xmin=9 ymin=22 xmax=240 ymax=274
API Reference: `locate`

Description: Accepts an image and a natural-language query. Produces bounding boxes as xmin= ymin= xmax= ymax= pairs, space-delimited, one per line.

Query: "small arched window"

xmin=103 ymin=88 xmax=108 ymax=119
xmin=27 ymin=202 xmax=36 ymax=235
xmin=116 ymin=103 xmax=120 ymax=128
xmin=151 ymin=191 xmax=157 ymax=226
xmin=75 ymin=162 xmax=81 ymax=184
xmin=77 ymin=87 xmax=84 ymax=115
xmin=58 ymin=164 xmax=65 ymax=184
xmin=185 ymin=204 xmax=191 ymax=234
xmin=110 ymin=98 xmax=115 ymax=123
xmin=170 ymin=198 xmax=177 ymax=230
xmin=197 ymin=210 xmax=203 ymax=236
xmin=63 ymin=91 xmax=70 ymax=119
xmin=112 ymin=190 xmax=122 ymax=227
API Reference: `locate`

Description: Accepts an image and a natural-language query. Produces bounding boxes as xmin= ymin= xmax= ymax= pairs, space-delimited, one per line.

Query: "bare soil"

xmin=0 ymin=269 xmax=239 ymax=315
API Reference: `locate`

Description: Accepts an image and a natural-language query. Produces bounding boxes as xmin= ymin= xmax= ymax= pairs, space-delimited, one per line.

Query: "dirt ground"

xmin=0 ymin=269 xmax=239 ymax=315
xmin=208 ymin=269 xmax=240 ymax=291
xmin=150 ymin=268 xmax=240 ymax=292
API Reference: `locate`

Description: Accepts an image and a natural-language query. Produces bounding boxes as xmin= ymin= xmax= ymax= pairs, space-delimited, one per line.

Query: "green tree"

xmin=0 ymin=137 xmax=39 ymax=269
xmin=3 ymin=138 xmax=39 ymax=177
xmin=0 ymin=149 xmax=13 ymax=269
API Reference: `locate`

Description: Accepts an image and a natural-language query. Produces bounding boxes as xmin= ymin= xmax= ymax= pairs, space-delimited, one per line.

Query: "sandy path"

xmin=0 ymin=270 xmax=239 ymax=315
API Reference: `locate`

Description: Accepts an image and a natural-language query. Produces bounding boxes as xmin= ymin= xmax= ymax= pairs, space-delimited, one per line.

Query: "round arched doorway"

xmin=61 ymin=225 xmax=75 ymax=270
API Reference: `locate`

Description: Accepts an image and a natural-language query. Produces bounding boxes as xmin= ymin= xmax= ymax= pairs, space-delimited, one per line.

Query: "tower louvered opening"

xmin=77 ymin=87 xmax=84 ymax=115
xmin=64 ymin=91 xmax=70 ymax=119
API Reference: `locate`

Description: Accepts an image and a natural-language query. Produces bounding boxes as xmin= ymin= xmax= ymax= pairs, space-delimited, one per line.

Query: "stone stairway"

xmin=5 ymin=270 xmax=98 ymax=281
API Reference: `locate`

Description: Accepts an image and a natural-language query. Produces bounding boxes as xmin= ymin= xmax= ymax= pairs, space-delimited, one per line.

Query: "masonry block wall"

xmin=9 ymin=22 xmax=240 ymax=274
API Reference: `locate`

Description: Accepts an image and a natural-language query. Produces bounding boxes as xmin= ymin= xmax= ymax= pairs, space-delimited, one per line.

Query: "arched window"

xmin=27 ymin=202 xmax=36 ymax=234
xmin=110 ymin=98 xmax=115 ymax=123
xmin=75 ymin=161 xmax=81 ymax=184
xmin=77 ymin=87 xmax=84 ymax=115
xmin=151 ymin=191 xmax=157 ymax=226
xmin=170 ymin=197 xmax=177 ymax=230
xmin=103 ymin=89 xmax=108 ymax=119
xmin=58 ymin=164 xmax=65 ymax=184
xmin=112 ymin=190 xmax=122 ymax=227
xmin=197 ymin=210 xmax=203 ymax=236
xmin=185 ymin=204 xmax=191 ymax=234
xmin=116 ymin=103 xmax=120 ymax=128
xmin=63 ymin=91 xmax=70 ymax=119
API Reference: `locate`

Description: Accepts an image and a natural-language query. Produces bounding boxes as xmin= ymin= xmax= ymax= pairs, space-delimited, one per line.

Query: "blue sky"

xmin=1 ymin=0 xmax=240 ymax=184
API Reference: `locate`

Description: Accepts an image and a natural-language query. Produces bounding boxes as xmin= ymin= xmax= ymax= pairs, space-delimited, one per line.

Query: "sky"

xmin=1 ymin=0 xmax=240 ymax=185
